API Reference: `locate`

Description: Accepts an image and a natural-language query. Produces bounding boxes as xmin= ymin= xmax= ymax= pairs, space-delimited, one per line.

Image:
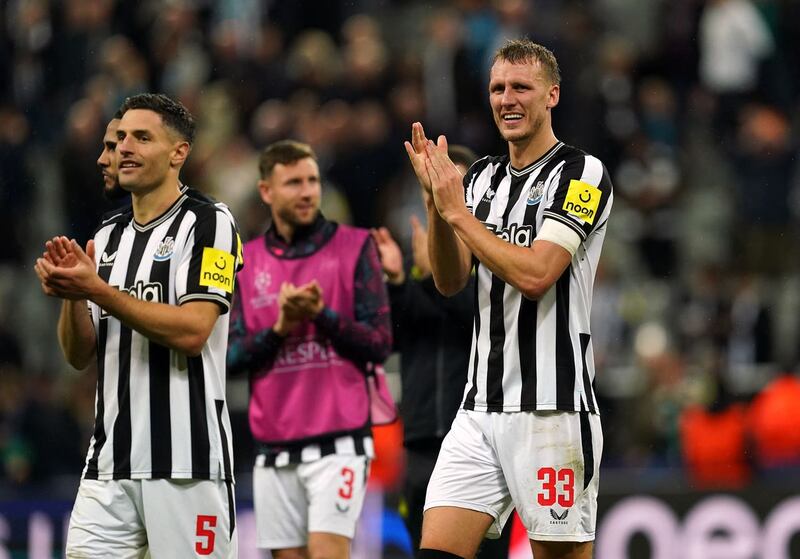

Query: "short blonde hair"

xmin=493 ymin=39 xmax=561 ymax=85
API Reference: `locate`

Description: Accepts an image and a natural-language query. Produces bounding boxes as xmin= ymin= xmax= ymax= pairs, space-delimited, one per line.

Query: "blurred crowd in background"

xmin=2 ymin=0 xmax=800 ymax=496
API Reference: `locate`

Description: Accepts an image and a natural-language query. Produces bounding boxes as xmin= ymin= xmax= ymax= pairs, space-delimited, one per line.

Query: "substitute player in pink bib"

xmin=228 ymin=140 xmax=392 ymax=559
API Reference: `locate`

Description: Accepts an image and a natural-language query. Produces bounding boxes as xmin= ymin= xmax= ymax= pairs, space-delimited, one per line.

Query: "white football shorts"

xmin=253 ymin=454 xmax=370 ymax=549
xmin=66 ymin=478 xmax=237 ymax=558
xmin=425 ymin=409 xmax=602 ymax=542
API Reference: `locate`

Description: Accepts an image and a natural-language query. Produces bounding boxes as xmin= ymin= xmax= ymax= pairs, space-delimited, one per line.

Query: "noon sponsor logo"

xmin=199 ymin=247 xmax=235 ymax=293
xmin=563 ymin=179 xmax=601 ymax=225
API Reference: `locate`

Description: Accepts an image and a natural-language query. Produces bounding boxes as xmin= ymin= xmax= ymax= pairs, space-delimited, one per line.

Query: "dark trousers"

xmin=403 ymin=440 xmax=512 ymax=558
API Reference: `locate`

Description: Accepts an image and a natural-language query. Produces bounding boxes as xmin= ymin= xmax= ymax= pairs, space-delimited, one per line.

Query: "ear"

xmin=547 ymin=84 xmax=560 ymax=110
xmin=258 ymin=179 xmax=272 ymax=206
xmin=170 ymin=141 xmax=191 ymax=168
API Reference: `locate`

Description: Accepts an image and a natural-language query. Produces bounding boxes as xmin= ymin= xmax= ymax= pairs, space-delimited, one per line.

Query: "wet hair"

xmin=493 ymin=38 xmax=561 ymax=85
xmin=259 ymin=139 xmax=317 ymax=179
xmin=448 ymin=145 xmax=478 ymax=169
xmin=119 ymin=93 xmax=195 ymax=143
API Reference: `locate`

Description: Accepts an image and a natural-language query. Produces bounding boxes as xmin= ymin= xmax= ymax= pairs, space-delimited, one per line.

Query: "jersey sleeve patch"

xmin=236 ymin=232 xmax=244 ymax=269
xmin=563 ymin=179 xmax=602 ymax=225
xmin=199 ymin=247 xmax=235 ymax=293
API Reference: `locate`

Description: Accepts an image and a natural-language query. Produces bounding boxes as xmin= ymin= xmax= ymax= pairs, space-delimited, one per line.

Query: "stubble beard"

xmin=500 ymin=112 xmax=544 ymax=145
xmin=276 ymin=205 xmax=319 ymax=229
xmin=103 ymin=179 xmax=129 ymax=201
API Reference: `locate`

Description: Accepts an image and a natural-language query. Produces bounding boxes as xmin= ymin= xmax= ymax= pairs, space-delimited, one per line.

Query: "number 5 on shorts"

xmin=195 ymin=515 xmax=217 ymax=555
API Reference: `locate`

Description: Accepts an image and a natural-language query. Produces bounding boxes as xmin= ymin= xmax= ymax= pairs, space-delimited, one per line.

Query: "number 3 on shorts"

xmin=338 ymin=467 xmax=355 ymax=500
xmin=536 ymin=467 xmax=575 ymax=508
xmin=195 ymin=514 xmax=217 ymax=555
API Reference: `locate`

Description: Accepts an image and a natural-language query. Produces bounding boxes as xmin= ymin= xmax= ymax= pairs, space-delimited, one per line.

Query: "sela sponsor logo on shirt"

xmin=99 ymin=250 xmax=117 ymax=267
xmin=199 ymin=246 xmax=235 ymax=293
xmin=563 ymin=179 xmax=601 ymax=225
xmin=528 ymin=180 xmax=545 ymax=206
xmin=484 ymin=221 xmax=533 ymax=248
xmin=153 ymin=236 xmax=175 ymax=261
xmin=100 ymin=280 xmax=163 ymax=318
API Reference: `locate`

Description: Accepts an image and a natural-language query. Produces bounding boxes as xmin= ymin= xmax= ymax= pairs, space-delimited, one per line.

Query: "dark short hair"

xmin=493 ymin=38 xmax=561 ymax=85
xmin=259 ymin=140 xmax=317 ymax=179
xmin=112 ymin=108 xmax=123 ymax=120
xmin=449 ymin=145 xmax=478 ymax=169
xmin=119 ymin=93 xmax=195 ymax=143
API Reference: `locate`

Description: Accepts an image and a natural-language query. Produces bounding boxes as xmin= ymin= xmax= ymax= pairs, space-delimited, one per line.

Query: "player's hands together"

xmin=35 ymin=238 xmax=100 ymax=300
xmin=275 ymin=282 xmax=304 ymax=335
xmin=287 ymin=281 xmax=324 ymax=319
xmin=43 ymin=236 xmax=80 ymax=268
xmin=371 ymin=227 xmax=405 ymax=285
xmin=425 ymin=135 xmax=467 ymax=224
xmin=275 ymin=281 xmax=325 ymax=336
xmin=404 ymin=122 xmax=433 ymax=195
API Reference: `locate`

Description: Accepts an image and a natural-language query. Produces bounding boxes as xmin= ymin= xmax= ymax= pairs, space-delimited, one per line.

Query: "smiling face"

xmin=489 ymin=58 xmax=559 ymax=145
xmin=260 ymin=156 xmax=322 ymax=236
xmin=115 ymin=109 xmax=189 ymax=193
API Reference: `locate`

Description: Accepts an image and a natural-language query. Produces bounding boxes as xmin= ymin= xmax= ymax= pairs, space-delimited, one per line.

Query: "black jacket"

xmin=389 ymin=274 xmax=474 ymax=445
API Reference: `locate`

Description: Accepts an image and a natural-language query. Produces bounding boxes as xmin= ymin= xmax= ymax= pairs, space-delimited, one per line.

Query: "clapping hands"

xmin=34 ymin=236 xmax=100 ymax=300
xmin=274 ymin=280 xmax=325 ymax=336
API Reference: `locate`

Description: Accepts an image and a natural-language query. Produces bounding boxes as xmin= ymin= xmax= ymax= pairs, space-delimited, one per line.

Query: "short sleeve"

xmin=175 ymin=208 xmax=241 ymax=314
xmin=542 ymin=154 xmax=613 ymax=241
xmin=463 ymin=155 xmax=492 ymax=215
xmin=463 ymin=168 xmax=474 ymax=212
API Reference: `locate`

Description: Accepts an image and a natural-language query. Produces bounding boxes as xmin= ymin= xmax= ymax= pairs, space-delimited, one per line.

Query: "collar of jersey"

xmin=132 ymin=193 xmax=188 ymax=232
xmin=508 ymin=141 xmax=564 ymax=177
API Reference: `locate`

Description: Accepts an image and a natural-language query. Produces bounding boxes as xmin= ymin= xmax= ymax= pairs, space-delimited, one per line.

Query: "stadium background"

xmin=1 ymin=0 xmax=800 ymax=557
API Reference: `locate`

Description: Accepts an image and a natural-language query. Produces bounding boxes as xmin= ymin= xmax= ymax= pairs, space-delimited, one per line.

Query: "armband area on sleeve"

xmin=535 ymin=219 xmax=582 ymax=256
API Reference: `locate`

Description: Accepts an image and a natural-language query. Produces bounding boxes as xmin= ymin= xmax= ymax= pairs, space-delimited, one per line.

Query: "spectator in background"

xmin=732 ymin=105 xmax=796 ymax=275
xmin=699 ymin=0 xmax=774 ymax=140
xmin=59 ymin=98 xmax=108 ymax=245
xmin=422 ymin=7 xmax=467 ymax=137
xmin=374 ymin=144 xmax=512 ymax=557
xmin=0 ymin=106 xmax=32 ymax=265
xmin=228 ymin=140 xmax=392 ymax=559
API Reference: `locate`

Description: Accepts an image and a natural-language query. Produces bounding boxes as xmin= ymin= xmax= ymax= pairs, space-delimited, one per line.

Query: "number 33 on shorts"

xmin=536 ymin=467 xmax=575 ymax=508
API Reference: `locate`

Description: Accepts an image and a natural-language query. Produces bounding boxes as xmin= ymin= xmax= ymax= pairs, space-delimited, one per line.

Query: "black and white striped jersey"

xmin=83 ymin=187 xmax=242 ymax=481
xmin=256 ymin=433 xmax=375 ymax=468
xmin=461 ymin=142 xmax=613 ymax=414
